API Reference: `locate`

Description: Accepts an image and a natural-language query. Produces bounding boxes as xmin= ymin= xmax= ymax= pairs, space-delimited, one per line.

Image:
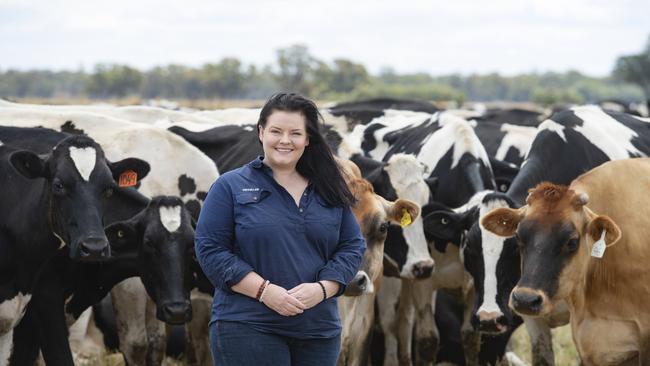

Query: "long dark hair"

xmin=258 ymin=92 xmax=355 ymax=207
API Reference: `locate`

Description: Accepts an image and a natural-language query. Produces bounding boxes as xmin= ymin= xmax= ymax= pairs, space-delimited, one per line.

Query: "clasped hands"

xmin=263 ymin=282 xmax=324 ymax=316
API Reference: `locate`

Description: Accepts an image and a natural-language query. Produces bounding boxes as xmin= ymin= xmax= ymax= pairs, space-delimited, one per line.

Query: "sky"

xmin=1 ymin=0 xmax=648 ymax=77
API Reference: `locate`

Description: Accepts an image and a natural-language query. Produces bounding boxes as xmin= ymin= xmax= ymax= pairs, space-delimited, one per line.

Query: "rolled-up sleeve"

xmin=317 ymin=206 xmax=366 ymax=296
xmin=195 ymin=176 xmax=253 ymax=293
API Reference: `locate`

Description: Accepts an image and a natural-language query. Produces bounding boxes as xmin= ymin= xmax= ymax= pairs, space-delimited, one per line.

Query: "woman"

xmin=195 ymin=92 xmax=366 ymax=366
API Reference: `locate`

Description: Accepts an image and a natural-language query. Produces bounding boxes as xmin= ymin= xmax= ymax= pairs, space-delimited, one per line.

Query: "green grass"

xmin=509 ymin=324 xmax=579 ymax=365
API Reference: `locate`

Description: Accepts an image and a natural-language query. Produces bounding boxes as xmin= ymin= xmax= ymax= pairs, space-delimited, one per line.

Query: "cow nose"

xmin=344 ymin=271 xmax=372 ymax=296
xmin=412 ymin=259 xmax=434 ymax=279
xmin=158 ymin=301 xmax=193 ymax=325
xmin=477 ymin=310 xmax=508 ymax=333
xmin=510 ymin=289 xmax=544 ymax=315
xmin=79 ymin=236 xmax=110 ymax=260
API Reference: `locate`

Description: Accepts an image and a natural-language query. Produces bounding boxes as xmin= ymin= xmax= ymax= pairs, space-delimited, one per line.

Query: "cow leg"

xmin=145 ymin=297 xmax=166 ymax=366
xmin=375 ymin=276 xmax=401 ymax=366
xmin=187 ymin=290 xmax=213 ymax=366
xmin=396 ymin=279 xmax=415 ymax=366
xmin=411 ymin=279 xmax=438 ymax=366
xmin=461 ymin=287 xmax=480 ymax=366
xmin=524 ymin=316 xmax=555 ymax=366
xmin=112 ymin=277 xmax=148 ymax=366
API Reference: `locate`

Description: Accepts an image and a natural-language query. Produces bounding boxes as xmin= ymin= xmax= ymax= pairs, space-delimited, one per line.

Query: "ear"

xmin=424 ymin=177 xmax=438 ymax=195
xmin=105 ymin=221 xmax=138 ymax=255
xmin=586 ymin=215 xmax=621 ymax=247
xmin=258 ymin=125 xmax=264 ymax=142
xmin=109 ymin=158 xmax=150 ymax=184
xmin=480 ymin=207 xmax=523 ymax=237
xmin=388 ymin=199 xmax=420 ymax=224
xmin=10 ymin=150 xmax=48 ymax=179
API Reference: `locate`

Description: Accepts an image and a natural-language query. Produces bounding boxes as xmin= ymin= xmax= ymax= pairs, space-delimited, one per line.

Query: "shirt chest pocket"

xmin=234 ymin=190 xmax=276 ymax=228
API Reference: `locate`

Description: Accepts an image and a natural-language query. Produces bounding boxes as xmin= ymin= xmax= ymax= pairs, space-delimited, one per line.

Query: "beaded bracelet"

xmin=317 ymin=281 xmax=327 ymax=301
xmin=259 ymin=280 xmax=271 ymax=303
xmin=255 ymin=279 xmax=267 ymax=301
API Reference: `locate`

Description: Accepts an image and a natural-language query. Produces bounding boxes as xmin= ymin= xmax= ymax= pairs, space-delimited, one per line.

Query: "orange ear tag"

xmin=119 ymin=170 xmax=138 ymax=187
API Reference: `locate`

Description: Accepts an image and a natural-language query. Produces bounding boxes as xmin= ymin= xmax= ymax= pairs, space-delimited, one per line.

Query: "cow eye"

xmin=117 ymin=230 xmax=125 ymax=238
xmin=566 ymin=238 xmax=579 ymax=252
xmin=379 ymin=222 xmax=389 ymax=233
xmin=441 ymin=217 xmax=449 ymax=225
xmin=52 ymin=180 xmax=66 ymax=195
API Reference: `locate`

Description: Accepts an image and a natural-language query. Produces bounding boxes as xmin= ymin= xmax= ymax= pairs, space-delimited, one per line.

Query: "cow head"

xmin=481 ymin=183 xmax=621 ymax=317
xmin=105 ymin=196 xmax=194 ymax=324
xmin=423 ymin=191 xmax=521 ymax=334
xmin=9 ymin=135 xmax=149 ymax=261
xmin=345 ymin=177 xmax=420 ymax=296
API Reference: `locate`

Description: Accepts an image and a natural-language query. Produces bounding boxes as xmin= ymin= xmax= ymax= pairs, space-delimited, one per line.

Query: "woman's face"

xmin=258 ymin=110 xmax=309 ymax=170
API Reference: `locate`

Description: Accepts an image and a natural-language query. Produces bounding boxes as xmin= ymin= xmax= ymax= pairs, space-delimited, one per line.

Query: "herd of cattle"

xmin=1 ymin=97 xmax=650 ymax=366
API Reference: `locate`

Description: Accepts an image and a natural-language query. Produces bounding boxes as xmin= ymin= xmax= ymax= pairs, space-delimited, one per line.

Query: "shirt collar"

xmin=250 ymin=156 xmax=274 ymax=176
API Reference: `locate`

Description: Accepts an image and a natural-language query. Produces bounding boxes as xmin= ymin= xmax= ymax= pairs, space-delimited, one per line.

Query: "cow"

xmin=425 ymin=105 xmax=650 ymax=364
xmin=350 ymin=110 xmax=496 ymax=365
xmin=336 ymin=159 xmax=420 ymax=366
xmin=0 ymin=108 xmax=219 ymax=366
xmin=9 ymin=194 xmax=195 ymax=366
xmin=481 ymin=158 xmax=650 ymax=365
xmin=327 ymin=97 xmax=439 ymax=130
xmin=0 ymin=133 xmax=149 ymax=366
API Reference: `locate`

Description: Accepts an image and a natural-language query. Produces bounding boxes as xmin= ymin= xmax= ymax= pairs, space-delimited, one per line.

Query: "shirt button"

xmin=299 ymin=208 xmax=303 ymax=213
xmin=303 ymin=193 xmax=307 ymax=196
xmin=253 ymin=196 xmax=257 ymax=200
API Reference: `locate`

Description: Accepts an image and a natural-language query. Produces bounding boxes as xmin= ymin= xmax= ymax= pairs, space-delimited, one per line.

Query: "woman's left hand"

xmin=287 ymin=283 xmax=325 ymax=309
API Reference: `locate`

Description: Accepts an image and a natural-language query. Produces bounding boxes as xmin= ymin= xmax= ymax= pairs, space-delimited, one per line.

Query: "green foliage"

xmin=0 ymin=40 xmax=648 ymax=104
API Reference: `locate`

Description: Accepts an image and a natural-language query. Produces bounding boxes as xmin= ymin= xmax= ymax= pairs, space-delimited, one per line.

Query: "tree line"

xmin=1 ymin=37 xmax=649 ymax=106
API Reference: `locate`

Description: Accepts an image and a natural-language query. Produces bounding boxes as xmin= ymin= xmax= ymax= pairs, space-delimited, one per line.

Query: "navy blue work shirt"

xmin=195 ymin=157 xmax=366 ymax=339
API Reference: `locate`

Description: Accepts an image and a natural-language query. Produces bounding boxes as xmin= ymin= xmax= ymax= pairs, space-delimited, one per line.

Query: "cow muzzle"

xmin=344 ymin=271 xmax=373 ymax=296
xmin=410 ymin=259 xmax=434 ymax=279
xmin=476 ymin=310 xmax=508 ymax=334
xmin=157 ymin=300 xmax=192 ymax=325
xmin=509 ymin=287 xmax=550 ymax=316
xmin=77 ymin=236 xmax=110 ymax=261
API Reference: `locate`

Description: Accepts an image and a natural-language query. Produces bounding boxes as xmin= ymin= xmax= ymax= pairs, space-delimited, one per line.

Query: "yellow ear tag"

xmin=400 ymin=208 xmax=412 ymax=228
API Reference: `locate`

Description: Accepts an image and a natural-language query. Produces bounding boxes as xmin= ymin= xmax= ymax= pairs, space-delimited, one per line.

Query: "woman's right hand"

xmin=262 ymin=283 xmax=306 ymax=316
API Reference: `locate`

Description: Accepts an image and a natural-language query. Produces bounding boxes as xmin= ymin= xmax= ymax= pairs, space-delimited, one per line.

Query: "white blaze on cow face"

xmin=477 ymin=198 xmax=511 ymax=315
xmin=384 ymin=154 xmax=433 ymax=277
xmin=537 ymin=119 xmax=567 ymax=142
xmin=68 ymin=146 xmax=97 ymax=181
xmin=159 ymin=205 xmax=182 ymax=233
xmin=573 ymin=105 xmax=643 ymax=159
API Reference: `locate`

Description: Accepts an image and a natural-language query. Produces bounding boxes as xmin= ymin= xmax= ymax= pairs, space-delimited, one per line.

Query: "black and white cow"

xmin=9 ymin=193 xmax=195 ymax=366
xmin=0 ymin=108 xmax=218 ymax=366
xmin=0 ymin=133 xmax=149 ymax=365
xmin=425 ymin=105 xmax=650 ymax=364
xmin=328 ymin=97 xmax=439 ymax=129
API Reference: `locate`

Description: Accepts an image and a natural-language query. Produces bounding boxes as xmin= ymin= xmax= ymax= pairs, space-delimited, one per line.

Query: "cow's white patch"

xmin=573 ymin=105 xmax=643 ymax=160
xmin=418 ymin=112 xmax=491 ymax=171
xmin=538 ymin=119 xmax=567 ymax=142
xmin=384 ymin=154 xmax=434 ymax=278
xmin=495 ymin=124 xmax=537 ymax=160
xmin=0 ymin=329 xmax=13 ymax=366
xmin=69 ymin=146 xmax=96 ymax=181
xmin=159 ymin=205 xmax=182 ymax=233
xmin=478 ymin=198 xmax=510 ymax=315
xmin=243 ymin=126 xmax=254 ymax=132
xmin=0 ymin=140 xmax=3 ymax=146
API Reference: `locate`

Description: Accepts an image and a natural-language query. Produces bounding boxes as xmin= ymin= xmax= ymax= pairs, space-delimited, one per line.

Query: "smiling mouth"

xmin=275 ymin=147 xmax=293 ymax=153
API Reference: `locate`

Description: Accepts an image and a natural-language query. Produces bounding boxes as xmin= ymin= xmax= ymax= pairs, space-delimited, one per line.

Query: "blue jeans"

xmin=209 ymin=320 xmax=341 ymax=366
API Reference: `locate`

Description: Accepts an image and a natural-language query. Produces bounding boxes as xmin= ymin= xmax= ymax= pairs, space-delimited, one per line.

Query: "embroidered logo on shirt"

xmin=242 ymin=188 xmax=260 ymax=192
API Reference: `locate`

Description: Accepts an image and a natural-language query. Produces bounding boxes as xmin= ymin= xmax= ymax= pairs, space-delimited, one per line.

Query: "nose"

xmin=344 ymin=271 xmax=372 ymax=296
xmin=79 ymin=236 xmax=110 ymax=260
xmin=510 ymin=289 xmax=544 ymax=315
xmin=411 ymin=259 xmax=434 ymax=279
xmin=477 ymin=310 xmax=508 ymax=333
xmin=158 ymin=300 xmax=193 ymax=325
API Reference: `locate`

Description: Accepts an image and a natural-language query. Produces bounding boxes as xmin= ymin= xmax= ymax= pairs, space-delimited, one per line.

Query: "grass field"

xmin=509 ymin=324 xmax=578 ymax=365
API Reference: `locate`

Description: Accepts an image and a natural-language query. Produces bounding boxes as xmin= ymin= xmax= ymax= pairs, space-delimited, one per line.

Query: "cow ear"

xmin=480 ymin=207 xmax=523 ymax=237
xmin=586 ymin=215 xmax=621 ymax=247
xmin=109 ymin=158 xmax=150 ymax=184
xmin=389 ymin=199 xmax=420 ymax=224
xmin=10 ymin=150 xmax=47 ymax=179
xmin=424 ymin=177 xmax=438 ymax=196
xmin=105 ymin=221 xmax=138 ymax=255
